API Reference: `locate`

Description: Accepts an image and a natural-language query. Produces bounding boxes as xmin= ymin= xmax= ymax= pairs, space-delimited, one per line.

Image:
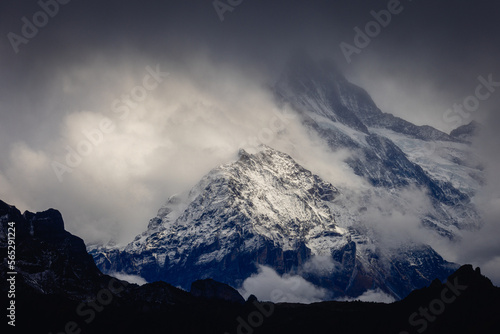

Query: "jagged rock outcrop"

xmin=0 ymin=200 xmax=103 ymax=299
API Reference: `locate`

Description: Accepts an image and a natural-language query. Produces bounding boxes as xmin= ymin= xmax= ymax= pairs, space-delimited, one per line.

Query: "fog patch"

xmin=108 ymin=271 xmax=148 ymax=286
xmin=337 ymin=288 xmax=395 ymax=304
xmin=239 ymin=265 xmax=328 ymax=304
xmin=301 ymin=255 xmax=339 ymax=276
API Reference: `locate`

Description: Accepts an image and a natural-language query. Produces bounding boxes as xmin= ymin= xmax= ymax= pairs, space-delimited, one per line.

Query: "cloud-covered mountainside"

xmin=90 ymin=55 xmax=484 ymax=301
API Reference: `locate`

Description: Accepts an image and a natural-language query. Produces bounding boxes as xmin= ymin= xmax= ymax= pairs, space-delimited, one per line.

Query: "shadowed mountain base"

xmin=1 ymin=199 xmax=499 ymax=333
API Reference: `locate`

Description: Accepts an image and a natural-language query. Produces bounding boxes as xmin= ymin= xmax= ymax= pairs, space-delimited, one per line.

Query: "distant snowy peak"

xmin=273 ymin=53 xmax=482 ymax=233
xmin=274 ymin=52 xmax=369 ymax=134
xmin=275 ymin=53 xmax=455 ymax=142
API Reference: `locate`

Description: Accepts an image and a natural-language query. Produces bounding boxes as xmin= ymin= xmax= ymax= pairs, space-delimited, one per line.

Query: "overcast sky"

xmin=1 ymin=0 xmax=499 ymax=282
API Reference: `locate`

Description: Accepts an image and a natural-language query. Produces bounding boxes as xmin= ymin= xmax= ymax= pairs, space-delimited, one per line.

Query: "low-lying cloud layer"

xmin=239 ymin=265 xmax=328 ymax=304
xmin=337 ymin=289 xmax=396 ymax=304
xmin=108 ymin=272 xmax=148 ymax=286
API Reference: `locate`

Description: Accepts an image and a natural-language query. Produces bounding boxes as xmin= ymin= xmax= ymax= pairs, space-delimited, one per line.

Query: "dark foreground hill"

xmin=1 ymin=200 xmax=499 ymax=334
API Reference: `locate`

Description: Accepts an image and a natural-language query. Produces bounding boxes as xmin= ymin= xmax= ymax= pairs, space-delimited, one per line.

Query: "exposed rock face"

xmin=0 ymin=200 xmax=103 ymax=299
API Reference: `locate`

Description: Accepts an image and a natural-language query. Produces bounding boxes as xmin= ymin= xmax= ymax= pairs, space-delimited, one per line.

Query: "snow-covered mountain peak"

xmin=92 ymin=145 xmax=457 ymax=299
xmin=153 ymin=145 xmax=342 ymax=250
xmin=275 ymin=53 xmax=457 ymax=143
xmin=90 ymin=56 xmax=482 ymax=300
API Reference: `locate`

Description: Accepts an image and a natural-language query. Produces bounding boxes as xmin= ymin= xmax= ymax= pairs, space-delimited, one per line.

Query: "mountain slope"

xmin=275 ymin=52 xmax=457 ymax=142
xmin=91 ymin=146 xmax=457 ymax=300
xmin=91 ymin=54 xmax=483 ymax=302
xmin=273 ymin=53 xmax=482 ymax=233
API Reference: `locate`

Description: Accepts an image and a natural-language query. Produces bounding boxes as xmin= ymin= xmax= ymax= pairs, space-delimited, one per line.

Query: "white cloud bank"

xmin=0 ymin=55 xmax=362 ymax=246
xmin=336 ymin=288 xmax=396 ymax=304
xmin=238 ymin=265 xmax=328 ymax=304
xmin=107 ymin=272 xmax=148 ymax=286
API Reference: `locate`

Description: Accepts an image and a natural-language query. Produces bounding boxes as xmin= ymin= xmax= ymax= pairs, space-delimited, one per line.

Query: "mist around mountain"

xmin=0 ymin=55 xmax=496 ymax=328
xmin=450 ymin=121 xmax=482 ymax=143
xmin=87 ymin=54 xmax=486 ymax=303
xmin=0 ymin=54 xmax=494 ymax=332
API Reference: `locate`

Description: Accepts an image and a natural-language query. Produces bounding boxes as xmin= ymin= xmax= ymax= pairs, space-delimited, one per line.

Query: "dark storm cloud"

xmin=340 ymin=0 xmax=500 ymax=130
xmin=2 ymin=1 xmax=498 ymax=83
xmin=2 ymin=0 xmax=499 ymax=133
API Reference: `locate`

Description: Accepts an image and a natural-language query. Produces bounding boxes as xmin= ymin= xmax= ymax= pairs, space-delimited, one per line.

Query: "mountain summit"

xmin=274 ymin=53 xmax=481 ymax=229
xmin=92 ymin=55 xmax=483 ymax=301
xmin=92 ymin=146 xmax=456 ymax=299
